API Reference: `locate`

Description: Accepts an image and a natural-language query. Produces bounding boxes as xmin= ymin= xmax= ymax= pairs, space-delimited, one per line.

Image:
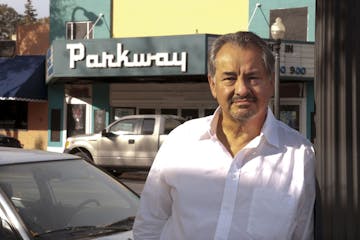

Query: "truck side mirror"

xmin=101 ymin=129 xmax=108 ymax=137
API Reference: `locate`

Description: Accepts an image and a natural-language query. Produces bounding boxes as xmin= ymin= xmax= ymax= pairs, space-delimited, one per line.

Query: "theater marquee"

xmin=46 ymin=34 xmax=213 ymax=84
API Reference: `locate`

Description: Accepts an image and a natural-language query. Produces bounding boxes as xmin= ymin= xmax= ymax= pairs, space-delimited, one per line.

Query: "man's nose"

xmin=234 ymin=77 xmax=249 ymax=96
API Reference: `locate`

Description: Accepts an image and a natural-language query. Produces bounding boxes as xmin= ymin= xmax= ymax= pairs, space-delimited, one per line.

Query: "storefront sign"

xmin=46 ymin=35 xmax=314 ymax=83
xmin=267 ymin=40 xmax=314 ymax=79
xmin=46 ymin=34 xmax=210 ymax=83
xmin=67 ymin=43 xmax=187 ymax=72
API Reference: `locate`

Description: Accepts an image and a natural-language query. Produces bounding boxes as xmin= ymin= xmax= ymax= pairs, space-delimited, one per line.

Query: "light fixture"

xmin=270 ymin=17 xmax=286 ymax=119
xmin=271 ymin=17 xmax=286 ymax=40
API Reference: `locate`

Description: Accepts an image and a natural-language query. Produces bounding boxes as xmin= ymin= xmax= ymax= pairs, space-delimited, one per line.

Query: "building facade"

xmin=47 ymin=0 xmax=315 ymax=152
xmin=248 ymin=0 xmax=316 ymax=141
xmin=0 ymin=20 xmax=50 ymax=150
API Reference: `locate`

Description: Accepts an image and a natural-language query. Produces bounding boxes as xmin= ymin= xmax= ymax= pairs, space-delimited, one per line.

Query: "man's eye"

xmin=223 ymin=77 xmax=236 ymax=81
xmin=248 ymin=76 xmax=260 ymax=83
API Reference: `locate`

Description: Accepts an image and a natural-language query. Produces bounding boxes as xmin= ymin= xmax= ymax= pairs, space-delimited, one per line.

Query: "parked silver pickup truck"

xmin=64 ymin=114 xmax=185 ymax=172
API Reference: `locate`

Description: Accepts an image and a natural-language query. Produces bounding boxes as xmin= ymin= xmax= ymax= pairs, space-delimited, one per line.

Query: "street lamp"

xmin=270 ymin=17 xmax=286 ymax=119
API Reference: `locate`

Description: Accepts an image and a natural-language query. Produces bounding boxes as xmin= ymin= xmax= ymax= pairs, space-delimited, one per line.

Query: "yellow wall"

xmin=113 ymin=0 xmax=249 ymax=37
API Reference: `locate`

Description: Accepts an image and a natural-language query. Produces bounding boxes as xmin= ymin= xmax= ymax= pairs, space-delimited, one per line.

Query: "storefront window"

xmin=50 ymin=109 xmax=61 ymax=142
xmin=204 ymin=108 xmax=216 ymax=116
xmin=161 ymin=108 xmax=178 ymax=115
xmin=280 ymin=105 xmax=300 ymax=131
xmin=67 ymin=104 xmax=86 ymax=137
xmin=0 ymin=101 xmax=27 ymax=129
xmin=66 ymin=21 xmax=94 ymax=40
xmin=94 ymin=109 xmax=106 ymax=133
xmin=113 ymin=107 xmax=135 ymax=120
xmin=139 ymin=108 xmax=155 ymax=114
xmin=181 ymin=109 xmax=199 ymax=120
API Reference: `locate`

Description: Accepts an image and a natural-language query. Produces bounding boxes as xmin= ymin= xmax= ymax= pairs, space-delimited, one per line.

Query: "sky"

xmin=0 ymin=0 xmax=49 ymax=18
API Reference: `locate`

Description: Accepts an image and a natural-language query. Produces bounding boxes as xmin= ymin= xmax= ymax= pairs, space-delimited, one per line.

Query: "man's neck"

xmin=216 ymin=111 xmax=266 ymax=157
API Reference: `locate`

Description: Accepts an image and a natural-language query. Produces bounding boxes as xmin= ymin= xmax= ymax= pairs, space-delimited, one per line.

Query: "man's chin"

xmin=230 ymin=109 xmax=255 ymax=122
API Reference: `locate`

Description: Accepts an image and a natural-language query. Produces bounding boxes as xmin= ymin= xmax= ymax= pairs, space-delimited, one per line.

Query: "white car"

xmin=0 ymin=147 xmax=139 ymax=240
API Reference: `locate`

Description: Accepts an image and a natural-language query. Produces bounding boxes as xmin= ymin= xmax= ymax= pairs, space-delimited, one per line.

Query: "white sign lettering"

xmin=67 ymin=43 xmax=187 ymax=72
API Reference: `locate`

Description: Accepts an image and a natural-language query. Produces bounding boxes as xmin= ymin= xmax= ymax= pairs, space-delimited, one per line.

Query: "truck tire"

xmin=74 ymin=151 xmax=92 ymax=162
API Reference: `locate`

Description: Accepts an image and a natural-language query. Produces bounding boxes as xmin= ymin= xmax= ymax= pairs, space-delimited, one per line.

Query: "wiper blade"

xmin=33 ymin=217 xmax=135 ymax=238
xmin=104 ymin=216 xmax=135 ymax=230
xmin=33 ymin=225 xmax=115 ymax=238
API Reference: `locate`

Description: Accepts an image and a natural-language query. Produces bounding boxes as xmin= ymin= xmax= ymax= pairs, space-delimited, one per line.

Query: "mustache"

xmin=231 ymin=94 xmax=257 ymax=103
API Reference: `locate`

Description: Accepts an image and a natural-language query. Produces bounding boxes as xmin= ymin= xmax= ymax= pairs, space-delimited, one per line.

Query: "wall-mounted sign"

xmin=67 ymin=43 xmax=187 ymax=72
xmin=267 ymin=40 xmax=314 ymax=79
xmin=46 ymin=35 xmax=314 ymax=84
xmin=46 ymin=34 xmax=211 ymax=83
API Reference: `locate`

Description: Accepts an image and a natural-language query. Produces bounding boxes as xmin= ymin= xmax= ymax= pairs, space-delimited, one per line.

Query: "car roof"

xmin=0 ymin=147 xmax=81 ymax=165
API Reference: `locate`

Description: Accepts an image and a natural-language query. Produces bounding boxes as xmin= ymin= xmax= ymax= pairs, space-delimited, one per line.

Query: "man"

xmin=133 ymin=31 xmax=315 ymax=240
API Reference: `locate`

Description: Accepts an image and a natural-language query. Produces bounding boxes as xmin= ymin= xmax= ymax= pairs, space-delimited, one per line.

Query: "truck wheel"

xmin=74 ymin=151 xmax=92 ymax=162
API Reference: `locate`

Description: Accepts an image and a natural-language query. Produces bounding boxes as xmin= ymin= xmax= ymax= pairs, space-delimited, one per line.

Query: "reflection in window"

xmin=161 ymin=108 xmax=178 ymax=115
xmin=142 ymin=119 xmax=155 ymax=135
xmin=0 ymin=101 xmax=28 ymax=129
xmin=280 ymin=105 xmax=300 ymax=131
xmin=204 ymin=108 xmax=216 ymax=116
xmin=67 ymin=104 xmax=86 ymax=137
xmin=164 ymin=118 xmax=184 ymax=134
xmin=110 ymin=119 xmax=138 ymax=134
xmin=66 ymin=21 xmax=93 ymax=40
xmin=139 ymin=109 xmax=155 ymax=114
xmin=181 ymin=109 xmax=199 ymax=121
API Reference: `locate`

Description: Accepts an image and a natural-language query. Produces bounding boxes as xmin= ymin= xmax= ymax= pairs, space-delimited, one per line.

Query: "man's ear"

xmin=207 ymin=74 xmax=217 ymax=99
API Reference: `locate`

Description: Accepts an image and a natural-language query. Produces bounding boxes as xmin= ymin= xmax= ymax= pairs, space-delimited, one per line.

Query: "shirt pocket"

xmin=247 ymin=187 xmax=296 ymax=240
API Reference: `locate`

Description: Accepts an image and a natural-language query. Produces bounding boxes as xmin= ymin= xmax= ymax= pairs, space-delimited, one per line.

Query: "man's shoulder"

xmin=170 ymin=116 xmax=212 ymax=138
xmin=275 ymin=120 xmax=313 ymax=148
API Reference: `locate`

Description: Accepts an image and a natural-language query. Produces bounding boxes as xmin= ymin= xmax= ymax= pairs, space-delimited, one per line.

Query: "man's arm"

xmin=293 ymin=147 xmax=316 ymax=240
xmin=133 ymin=138 xmax=174 ymax=239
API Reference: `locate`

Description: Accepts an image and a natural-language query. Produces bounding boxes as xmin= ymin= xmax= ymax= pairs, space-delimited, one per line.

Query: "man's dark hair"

xmin=208 ymin=31 xmax=275 ymax=79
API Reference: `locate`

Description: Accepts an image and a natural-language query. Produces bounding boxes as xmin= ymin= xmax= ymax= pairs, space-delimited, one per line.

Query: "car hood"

xmin=93 ymin=230 xmax=133 ymax=240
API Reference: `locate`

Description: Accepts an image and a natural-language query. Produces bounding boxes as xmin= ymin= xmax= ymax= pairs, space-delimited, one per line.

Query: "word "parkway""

xmin=66 ymin=43 xmax=188 ymax=72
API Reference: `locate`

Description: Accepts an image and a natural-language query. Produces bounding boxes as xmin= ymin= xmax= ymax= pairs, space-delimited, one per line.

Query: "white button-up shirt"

xmin=133 ymin=108 xmax=315 ymax=240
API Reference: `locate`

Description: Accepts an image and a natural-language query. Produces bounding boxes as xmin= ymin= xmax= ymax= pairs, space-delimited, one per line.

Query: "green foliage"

xmin=0 ymin=4 xmax=21 ymax=39
xmin=23 ymin=0 xmax=38 ymax=24
xmin=0 ymin=0 xmax=40 ymax=39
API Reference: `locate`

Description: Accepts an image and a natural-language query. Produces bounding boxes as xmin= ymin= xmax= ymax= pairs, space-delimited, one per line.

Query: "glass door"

xmin=65 ymin=85 xmax=92 ymax=138
xmin=67 ymin=103 xmax=86 ymax=137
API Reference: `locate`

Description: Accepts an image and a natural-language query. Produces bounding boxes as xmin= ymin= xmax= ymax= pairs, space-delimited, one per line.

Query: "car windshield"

xmin=0 ymin=159 xmax=139 ymax=239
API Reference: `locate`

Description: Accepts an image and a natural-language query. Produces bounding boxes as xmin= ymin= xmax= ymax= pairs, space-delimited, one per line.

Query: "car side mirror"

xmin=101 ymin=129 xmax=108 ymax=137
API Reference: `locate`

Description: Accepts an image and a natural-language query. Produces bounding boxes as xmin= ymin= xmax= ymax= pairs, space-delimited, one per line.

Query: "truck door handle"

xmin=128 ymin=139 xmax=135 ymax=144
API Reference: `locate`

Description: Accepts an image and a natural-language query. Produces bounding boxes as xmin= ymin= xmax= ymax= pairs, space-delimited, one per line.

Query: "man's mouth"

xmin=231 ymin=96 xmax=256 ymax=104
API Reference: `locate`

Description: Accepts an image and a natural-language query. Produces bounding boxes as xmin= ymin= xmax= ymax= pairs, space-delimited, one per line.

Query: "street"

xmin=118 ymin=171 xmax=148 ymax=195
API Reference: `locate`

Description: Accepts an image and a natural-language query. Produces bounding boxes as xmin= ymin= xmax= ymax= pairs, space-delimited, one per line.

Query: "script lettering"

xmin=66 ymin=43 xmax=188 ymax=72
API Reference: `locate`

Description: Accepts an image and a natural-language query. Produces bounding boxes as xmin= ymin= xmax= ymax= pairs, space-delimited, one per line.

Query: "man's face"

xmin=208 ymin=43 xmax=274 ymax=123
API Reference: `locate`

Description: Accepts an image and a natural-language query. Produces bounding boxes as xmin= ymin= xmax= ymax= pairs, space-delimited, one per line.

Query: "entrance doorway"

xmin=65 ymin=85 xmax=92 ymax=138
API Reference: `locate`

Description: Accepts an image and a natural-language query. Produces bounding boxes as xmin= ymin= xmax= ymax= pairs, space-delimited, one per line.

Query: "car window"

xmin=164 ymin=118 xmax=184 ymax=134
xmin=109 ymin=119 xmax=139 ymax=134
xmin=141 ymin=118 xmax=155 ymax=135
xmin=0 ymin=160 xmax=139 ymax=236
xmin=0 ymin=167 xmax=40 ymax=203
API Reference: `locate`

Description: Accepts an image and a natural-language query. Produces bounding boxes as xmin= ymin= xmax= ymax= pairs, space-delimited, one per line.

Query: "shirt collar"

xmin=197 ymin=107 xmax=221 ymax=140
xmin=261 ymin=107 xmax=280 ymax=148
xmin=202 ymin=107 xmax=280 ymax=148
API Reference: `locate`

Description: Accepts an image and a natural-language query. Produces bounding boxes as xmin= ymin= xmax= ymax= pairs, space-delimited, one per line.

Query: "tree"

xmin=0 ymin=4 xmax=21 ymax=39
xmin=23 ymin=0 xmax=38 ymax=24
